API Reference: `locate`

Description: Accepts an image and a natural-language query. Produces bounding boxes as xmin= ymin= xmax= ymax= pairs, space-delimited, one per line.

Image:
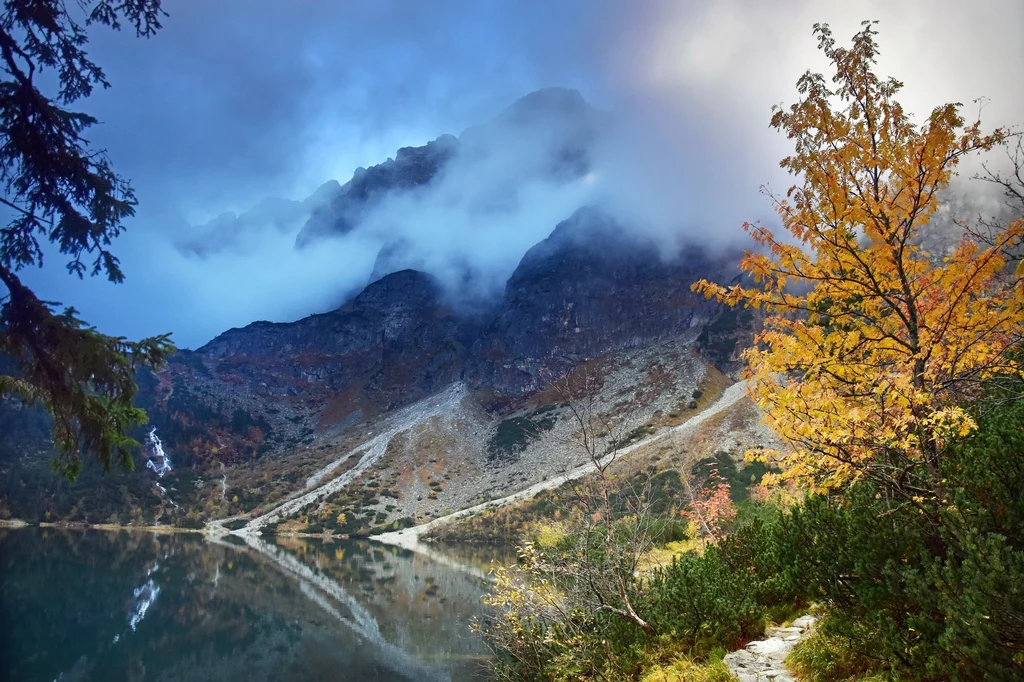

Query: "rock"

xmin=723 ymin=649 xmax=758 ymax=667
xmin=772 ymin=626 xmax=804 ymax=638
xmin=791 ymin=615 xmax=817 ymax=630
xmin=748 ymin=637 xmax=791 ymax=658
xmin=295 ymin=134 xmax=457 ymax=248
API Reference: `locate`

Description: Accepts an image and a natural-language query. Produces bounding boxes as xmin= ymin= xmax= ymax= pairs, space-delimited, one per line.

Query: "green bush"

xmin=644 ymin=544 xmax=763 ymax=651
xmin=642 ymin=516 xmax=802 ymax=653
xmin=487 ymin=410 xmax=558 ymax=462
xmin=777 ymin=394 xmax=1024 ymax=680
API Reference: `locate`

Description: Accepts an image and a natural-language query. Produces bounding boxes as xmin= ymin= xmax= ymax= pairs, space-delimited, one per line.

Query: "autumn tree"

xmin=679 ymin=463 xmax=736 ymax=545
xmin=479 ymin=367 xmax=661 ymax=681
xmin=0 ymin=0 xmax=172 ymax=479
xmin=694 ymin=21 xmax=1024 ymax=499
xmin=550 ymin=366 xmax=656 ymax=636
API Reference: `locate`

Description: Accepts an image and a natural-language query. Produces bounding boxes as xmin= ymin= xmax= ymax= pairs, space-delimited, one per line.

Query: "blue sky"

xmin=14 ymin=0 xmax=1024 ymax=348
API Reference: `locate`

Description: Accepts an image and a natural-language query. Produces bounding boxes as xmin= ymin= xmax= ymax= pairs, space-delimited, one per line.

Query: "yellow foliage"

xmin=694 ymin=22 xmax=1024 ymax=494
xmin=532 ymin=522 xmax=568 ymax=549
xmin=641 ymin=656 xmax=732 ymax=682
xmin=640 ymin=539 xmax=702 ymax=571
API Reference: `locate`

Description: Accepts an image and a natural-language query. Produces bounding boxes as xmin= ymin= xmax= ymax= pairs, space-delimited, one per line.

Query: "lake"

xmin=0 ymin=528 xmax=505 ymax=682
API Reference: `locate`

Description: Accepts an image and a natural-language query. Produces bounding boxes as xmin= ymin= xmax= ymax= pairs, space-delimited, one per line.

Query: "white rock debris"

xmin=374 ymin=379 xmax=750 ymax=550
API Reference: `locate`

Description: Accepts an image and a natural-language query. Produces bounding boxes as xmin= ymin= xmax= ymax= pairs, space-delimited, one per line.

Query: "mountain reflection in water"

xmin=0 ymin=528 xmax=504 ymax=682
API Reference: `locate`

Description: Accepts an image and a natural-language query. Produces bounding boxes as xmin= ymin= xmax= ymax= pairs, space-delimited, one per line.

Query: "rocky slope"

xmin=199 ymin=268 xmax=480 ymax=415
xmin=473 ymin=206 xmax=737 ymax=395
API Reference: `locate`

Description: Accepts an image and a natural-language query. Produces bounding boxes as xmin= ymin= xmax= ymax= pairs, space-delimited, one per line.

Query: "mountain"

xmin=471 ymin=207 xmax=736 ymax=395
xmin=195 ymin=268 xmax=483 ymax=430
xmin=0 ymin=89 xmax=757 ymax=529
xmin=295 ymin=135 xmax=459 ymax=248
xmin=148 ymin=205 xmax=739 ymax=458
xmin=294 ymin=87 xmax=603 ymax=286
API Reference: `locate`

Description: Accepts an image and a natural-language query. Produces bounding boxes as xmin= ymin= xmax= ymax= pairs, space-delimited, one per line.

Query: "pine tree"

xmin=0 ymin=0 xmax=172 ymax=480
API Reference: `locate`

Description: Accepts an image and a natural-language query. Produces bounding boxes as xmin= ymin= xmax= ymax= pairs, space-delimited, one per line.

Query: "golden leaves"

xmin=692 ymin=23 xmax=1024 ymax=494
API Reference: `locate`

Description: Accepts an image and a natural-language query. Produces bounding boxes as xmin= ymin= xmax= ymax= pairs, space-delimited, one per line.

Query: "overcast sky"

xmin=16 ymin=0 xmax=1024 ymax=348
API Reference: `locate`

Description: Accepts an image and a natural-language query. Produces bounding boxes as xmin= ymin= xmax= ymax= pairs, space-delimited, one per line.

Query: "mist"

xmin=14 ymin=0 xmax=1022 ymax=348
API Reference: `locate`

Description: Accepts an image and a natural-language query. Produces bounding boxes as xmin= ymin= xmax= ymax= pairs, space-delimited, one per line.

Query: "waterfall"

xmin=145 ymin=427 xmax=173 ymax=477
xmin=146 ymin=428 xmax=179 ymax=510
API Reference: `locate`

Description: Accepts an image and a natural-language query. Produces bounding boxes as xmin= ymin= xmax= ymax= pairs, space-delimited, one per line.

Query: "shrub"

xmin=481 ymin=513 xmax=802 ymax=681
xmin=777 ymin=394 xmax=1024 ymax=680
xmin=787 ymin=629 xmax=883 ymax=682
xmin=641 ymin=654 xmax=732 ymax=682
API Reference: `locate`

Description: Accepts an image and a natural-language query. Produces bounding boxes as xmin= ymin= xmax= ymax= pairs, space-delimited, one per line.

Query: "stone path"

xmin=723 ymin=614 xmax=816 ymax=682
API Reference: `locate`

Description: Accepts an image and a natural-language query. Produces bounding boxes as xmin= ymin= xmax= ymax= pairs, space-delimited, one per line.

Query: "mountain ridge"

xmin=0 ymin=89 xmax=757 ymax=530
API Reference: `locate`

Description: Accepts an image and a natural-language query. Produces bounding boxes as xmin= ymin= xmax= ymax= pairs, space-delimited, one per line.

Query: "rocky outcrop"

xmin=196 ymin=269 xmax=481 ymax=412
xmin=295 ymin=136 xmax=458 ymax=248
xmin=471 ymin=207 xmax=738 ymax=395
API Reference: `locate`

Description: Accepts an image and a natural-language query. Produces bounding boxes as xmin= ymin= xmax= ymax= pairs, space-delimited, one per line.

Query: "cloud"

xmin=589 ymin=0 xmax=1024 ymax=241
xmin=15 ymin=0 xmax=1023 ymax=348
xmin=344 ymin=88 xmax=605 ymax=301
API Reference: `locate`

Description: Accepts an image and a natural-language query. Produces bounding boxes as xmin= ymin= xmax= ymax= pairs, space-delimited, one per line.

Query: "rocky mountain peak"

xmin=471 ymin=207 xmax=737 ymax=394
xmin=497 ymin=87 xmax=591 ymax=126
xmin=295 ymin=133 xmax=458 ymax=248
xmin=294 ymin=88 xmax=602 ymax=253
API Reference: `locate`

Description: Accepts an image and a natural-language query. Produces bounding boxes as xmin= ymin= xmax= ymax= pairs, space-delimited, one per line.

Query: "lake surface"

xmin=0 ymin=528 xmax=505 ymax=682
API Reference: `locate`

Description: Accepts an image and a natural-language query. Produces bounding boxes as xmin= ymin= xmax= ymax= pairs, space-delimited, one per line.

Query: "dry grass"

xmin=639 ymin=539 xmax=703 ymax=571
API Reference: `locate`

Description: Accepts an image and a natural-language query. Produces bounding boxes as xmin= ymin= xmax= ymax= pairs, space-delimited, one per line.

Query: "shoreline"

xmin=2 ymin=519 xmax=360 ymax=541
xmin=5 ymin=380 xmax=748 ymax=548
